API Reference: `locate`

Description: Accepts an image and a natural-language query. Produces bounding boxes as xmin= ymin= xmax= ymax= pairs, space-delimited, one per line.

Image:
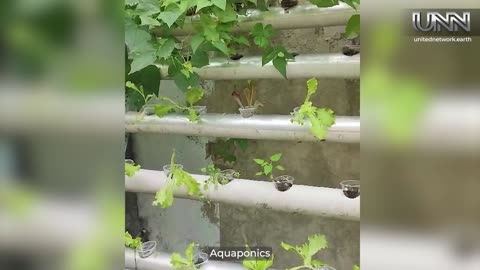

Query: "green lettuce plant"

xmin=201 ymin=164 xmax=240 ymax=190
xmin=242 ymin=254 xmax=274 ymax=270
xmin=281 ymin=234 xmax=330 ymax=270
xmin=153 ymin=150 xmax=201 ymax=208
xmin=125 ymin=160 xmax=141 ymax=177
xmin=154 ymin=87 xmax=205 ymax=122
xmin=125 ymin=231 xmax=142 ymax=249
xmin=170 ymin=242 xmax=201 ymax=270
xmin=291 ymin=78 xmax=335 ymax=141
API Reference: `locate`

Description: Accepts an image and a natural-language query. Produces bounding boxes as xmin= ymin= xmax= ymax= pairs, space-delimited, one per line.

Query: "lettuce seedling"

xmin=171 ymin=242 xmax=201 ymax=270
xmin=291 ymin=78 xmax=336 ymax=141
xmin=125 ymin=231 xmax=142 ymax=249
xmin=125 ymin=161 xmax=141 ymax=177
xmin=154 ymin=87 xmax=205 ymax=122
xmin=201 ymin=164 xmax=239 ymax=190
xmin=281 ymin=234 xmax=330 ymax=270
xmin=153 ymin=150 xmax=201 ymax=208
xmin=253 ymin=153 xmax=285 ymax=180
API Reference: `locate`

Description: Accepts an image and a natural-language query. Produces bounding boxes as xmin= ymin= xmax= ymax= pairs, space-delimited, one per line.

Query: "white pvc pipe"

xmin=125 ymin=248 xmax=247 ymax=270
xmin=125 ymin=113 xmax=360 ymax=143
xmin=159 ymin=54 xmax=360 ymax=80
xmin=157 ymin=3 xmax=357 ymax=36
xmin=125 ymin=169 xmax=360 ymax=221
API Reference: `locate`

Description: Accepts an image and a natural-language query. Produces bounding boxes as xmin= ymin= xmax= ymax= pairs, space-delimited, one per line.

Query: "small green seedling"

xmin=291 ymin=78 xmax=336 ymax=141
xmin=281 ymin=234 xmax=330 ymax=270
xmin=171 ymin=242 xmax=201 ymax=270
xmin=154 ymin=87 xmax=205 ymax=122
xmin=125 ymin=160 xmax=141 ymax=177
xmin=201 ymin=164 xmax=240 ymax=190
xmin=125 ymin=231 xmax=142 ymax=249
xmin=253 ymin=153 xmax=285 ymax=180
xmin=153 ymin=150 xmax=201 ymax=208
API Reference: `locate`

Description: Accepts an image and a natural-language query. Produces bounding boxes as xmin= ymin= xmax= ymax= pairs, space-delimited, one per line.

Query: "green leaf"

xmin=309 ymin=0 xmax=339 ymax=7
xmin=342 ymin=0 xmax=358 ymax=10
xmin=263 ymin=164 xmax=273 ymax=175
xmin=153 ymin=186 xmax=174 ymax=208
xmin=170 ymin=253 xmax=188 ymax=268
xmin=248 ymin=0 xmax=258 ymax=5
xmin=253 ymin=159 xmax=265 ymax=165
xmin=212 ymin=40 xmax=230 ymax=56
xmin=281 ymin=242 xmax=296 ymax=251
xmin=154 ymin=104 xmax=176 ymax=117
xmin=276 ymin=165 xmax=285 ymax=171
xmin=157 ymin=38 xmax=176 ymax=59
xmin=191 ymin=50 xmax=209 ymax=68
xmin=191 ymin=34 xmax=205 ymax=53
xmin=306 ymin=234 xmax=328 ymax=257
xmin=255 ymin=172 xmax=264 ymax=176
xmin=234 ymin=36 xmax=250 ymax=46
xmin=187 ymin=109 xmax=201 ymax=122
xmin=307 ymin=78 xmax=318 ymax=97
xmin=196 ymin=0 xmax=213 ymax=12
xmin=158 ymin=5 xmax=183 ymax=28
xmin=345 ymin=14 xmax=360 ymax=39
xmin=311 ymin=260 xmax=328 ymax=267
xmin=173 ymin=72 xmax=200 ymax=91
xmin=125 ymin=162 xmax=141 ymax=177
xmin=273 ymin=57 xmax=287 ymax=79
xmin=262 ymin=47 xmax=278 ymax=66
xmin=270 ymin=153 xmax=282 ymax=162
xmin=185 ymin=87 xmax=204 ymax=106
xmin=129 ymin=52 xmax=156 ymax=74
xmin=218 ymin=5 xmax=237 ymax=22
xmin=353 ymin=265 xmax=360 ymax=270
xmin=233 ymin=139 xmax=249 ymax=151
xmin=211 ymin=0 xmax=226 ymax=10
xmin=140 ymin=15 xmax=161 ymax=27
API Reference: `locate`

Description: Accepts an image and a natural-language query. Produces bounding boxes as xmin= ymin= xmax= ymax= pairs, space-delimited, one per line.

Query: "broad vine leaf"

xmin=211 ymin=0 xmax=227 ymax=10
xmin=129 ymin=52 xmax=156 ymax=74
xmin=218 ymin=5 xmax=237 ymax=22
xmin=158 ymin=4 xmax=183 ymax=28
xmin=212 ymin=40 xmax=230 ymax=56
xmin=273 ymin=57 xmax=287 ymax=79
xmin=173 ymin=72 xmax=200 ymax=91
xmin=234 ymin=36 xmax=250 ymax=46
xmin=191 ymin=34 xmax=205 ymax=53
xmin=140 ymin=15 xmax=161 ymax=27
xmin=155 ymin=104 xmax=176 ymax=117
xmin=191 ymin=50 xmax=209 ymax=68
xmin=270 ymin=153 xmax=282 ymax=162
xmin=185 ymin=87 xmax=204 ymax=106
xmin=309 ymin=0 xmax=339 ymax=7
xmin=252 ymin=23 xmax=273 ymax=48
xmin=262 ymin=47 xmax=278 ymax=66
xmin=157 ymin=38 xmax=176 ymax=59
xmin=196 ymin=0 xmax=213 ymax=12
xmin=125 ymin=23 xmax=152 ymax=53
xmin=345 ymin=14 xmax=360 ymax=39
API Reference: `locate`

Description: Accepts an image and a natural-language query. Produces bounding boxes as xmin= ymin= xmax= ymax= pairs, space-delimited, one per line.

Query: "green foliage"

xmin=243 ymin=254 xmax=274 ymax=270
xmin=125 ymin=161 xmax=141 ymax=177
xmin=153 ymin=150 xmax=202 ymax=208
xmin=171 ymin=242 xmax=200 ymax=270
xmin=353 ymin=265 xmax=360 ymax=270
xmin=201 ymin=164 xmax=240 ymax=190
xmin=345 ymin=14 xmax=360 ymax=39
xmin=291 ymin=78 xmax=336 ymax=141
xmin=125 ymin=231 xmax=142 ymax=249
xmin=253 ymin=153 xmax=285 ymax=180
xmin=281 ymin=234 xmax=329 ymax=270
xmin=251 ymin=23 xmax=295 ymax=79
xmin=126 ymin=81 xmax=158 ymax=109
xmin=154 ymin=91 xmax=204 ymax=122
xmin=307 ymin=0 xmax=360 ymax=39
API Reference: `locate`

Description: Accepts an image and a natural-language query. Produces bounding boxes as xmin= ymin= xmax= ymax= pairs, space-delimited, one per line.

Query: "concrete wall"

xmin=126 ymin=16 xmax=360 ymax=270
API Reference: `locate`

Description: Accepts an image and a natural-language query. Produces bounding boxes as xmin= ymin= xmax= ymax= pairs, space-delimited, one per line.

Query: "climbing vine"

xmin=125 ymin=0 xmax=359 ymax=111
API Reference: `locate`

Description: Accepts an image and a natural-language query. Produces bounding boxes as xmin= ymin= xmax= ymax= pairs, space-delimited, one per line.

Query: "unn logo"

xmin=412 ymin=11 xmax=470 ymax=32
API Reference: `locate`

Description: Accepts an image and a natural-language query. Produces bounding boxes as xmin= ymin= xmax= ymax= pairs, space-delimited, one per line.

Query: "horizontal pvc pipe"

xmin=125 ymin=248 xmax=246 ymax=270
xmin=159 ymin=54 xmax=360 ymax=80
xmin=155 ymin=3 xmax=357 ymax=36
xmin=125 ymin=113 xmax=359 ymax=143
xmin=125 ymin=169 xmax=360 ymax=221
